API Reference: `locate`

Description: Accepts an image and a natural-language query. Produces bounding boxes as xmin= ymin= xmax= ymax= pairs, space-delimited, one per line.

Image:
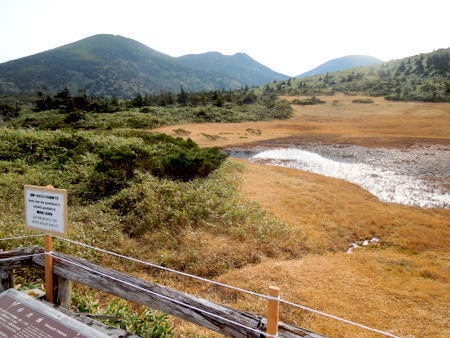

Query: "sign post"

xmin=44 ymin=233 xmax=54 ymax=303
xmin=24 ymin=185 xmax=68 ymax=303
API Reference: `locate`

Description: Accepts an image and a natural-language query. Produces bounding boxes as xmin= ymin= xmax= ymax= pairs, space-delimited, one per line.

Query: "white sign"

xmin=24 ymin=185 xmax=68 ymax=235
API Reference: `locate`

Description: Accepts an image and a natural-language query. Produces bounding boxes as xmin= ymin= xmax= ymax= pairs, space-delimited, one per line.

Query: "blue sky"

xmin=0 ymin=0 xmax=449 ymax=76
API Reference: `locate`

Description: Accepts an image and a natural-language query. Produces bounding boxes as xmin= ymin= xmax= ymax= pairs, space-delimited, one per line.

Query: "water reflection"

xmin=250 ymin=147 xmax=450 ymax=209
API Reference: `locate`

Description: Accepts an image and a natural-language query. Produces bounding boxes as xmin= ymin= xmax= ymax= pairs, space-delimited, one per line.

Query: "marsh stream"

xmin=225 ymin=143 xmax=450 ymax=209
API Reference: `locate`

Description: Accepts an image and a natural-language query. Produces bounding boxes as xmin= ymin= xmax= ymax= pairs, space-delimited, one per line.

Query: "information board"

xmin=24 ymin=185 xmax=68 ymax=235
xmin=0 ymin=289 xmax=108 ymax=338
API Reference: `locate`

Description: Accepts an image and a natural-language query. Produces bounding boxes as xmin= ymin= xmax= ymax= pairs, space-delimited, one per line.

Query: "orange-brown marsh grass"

xmin=153 ymin=94 xmax=450 ymax=148
xmin=152 ymin=96 xmax=449 ymax=336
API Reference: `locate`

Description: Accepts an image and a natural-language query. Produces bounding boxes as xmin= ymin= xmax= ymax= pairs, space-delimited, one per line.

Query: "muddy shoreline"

xmin=223 ymin=135 xmax=450 ymax=151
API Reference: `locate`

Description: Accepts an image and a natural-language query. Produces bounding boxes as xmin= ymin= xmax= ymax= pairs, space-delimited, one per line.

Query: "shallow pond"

xmin=228 ymin=144 xmax=450 ymax=209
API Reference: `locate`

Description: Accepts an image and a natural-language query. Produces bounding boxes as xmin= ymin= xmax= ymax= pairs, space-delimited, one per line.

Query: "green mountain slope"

xmin=297 ymin=55 xmax=382 ymax=78
xmin=263 ymin=48 xmax=449 ymax=102
xmin=0 ymin=34 xmax=285 ymax=97
xmin=177 ymin=51 xmax=289 ymax=87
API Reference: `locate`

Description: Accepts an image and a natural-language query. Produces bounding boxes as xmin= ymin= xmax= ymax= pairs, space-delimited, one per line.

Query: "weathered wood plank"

xmin=32 ymin=250 xmax=325 ymax=337
xmin=0 ymin=246 xmax=40 ymax=269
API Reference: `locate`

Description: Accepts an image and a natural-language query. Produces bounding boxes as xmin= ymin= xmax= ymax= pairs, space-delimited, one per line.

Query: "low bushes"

xmin=352 ymin=98 xmax=374 ymax=103
xmin=85 ymin=139 xmax=227 ymax=199
xmin=0 ymin=128 xmax=302 ymax=278
xmin=291 ymin=96 xmax=325 ymax=105
xmin=0 ymin=128 xmax=227 ymax=201
xmin=7 ymin=100 xmax=293 ymax=130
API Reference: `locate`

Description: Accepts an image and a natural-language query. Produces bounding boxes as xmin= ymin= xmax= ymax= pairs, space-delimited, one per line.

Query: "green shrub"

xmin=109 ymin=162 xmax=293 ymax=241
xmin=0 ymin=128 xmax=227 ymax=202
xmin=0 ymin=129 xmax=91 ymax=166
xmin=352 ymin=98 xmax=374 ymax=103
xmin=172 ymin=128 xmax=191 ymax=135
xmin=0 ymin=102 xmax=20 ymax=120
xmin=84 ymin=143 xmax=148 ymax=199
xmin=152 ymin=144 xmax=227 ymax=181
xmin=9 ymin=98 xmax=293 ymax=131
xmin=103 ymin=300 xmax=173 ymax=337
xmin=246 ymin=128 xmax=262 ymax=135
xmin=291 ymin=96 xmax=325 ymax=105
xmin=72 ymin=293 xmax=173 ymax=337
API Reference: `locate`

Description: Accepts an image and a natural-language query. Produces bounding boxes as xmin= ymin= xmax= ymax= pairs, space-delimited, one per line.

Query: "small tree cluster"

xmin=0 ymin=102 xmax=20 ymax=120
xmin=129 ymin=87 xmax=261 ymax=108
xmin=34 ymin=87 xmax=120 ymax=113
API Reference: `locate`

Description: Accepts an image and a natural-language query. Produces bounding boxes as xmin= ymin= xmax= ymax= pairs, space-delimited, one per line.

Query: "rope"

xmin=47 ymin=253 xmax=275 ymax=337
xmin=52 ymin=235 xmax=265 ymax=297
xmin=275 ymin=299 xmax=398 ymax=337
xmin=0 ymin=234 xmax=399 ymax=337
xmin=0 ymin=234 xmax=46 ymax=241
xmin=51 ymin=235 xmax=399 ymax=337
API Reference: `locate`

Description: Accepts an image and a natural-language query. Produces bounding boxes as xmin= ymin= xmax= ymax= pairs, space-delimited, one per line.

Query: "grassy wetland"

xmin=0 ymin=92 xmax=449 ymax=337
xmin=155 ymin=94 xmax=450 ymax=337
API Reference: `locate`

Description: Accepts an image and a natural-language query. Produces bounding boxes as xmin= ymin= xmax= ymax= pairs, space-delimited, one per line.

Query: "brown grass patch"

xmin=153 ymin=94 xmax=450 ymax=148
xmin=214 ymin=249 xmax=450 ymax=337
xmin=237 ymin=160 xmax=450 ymax=253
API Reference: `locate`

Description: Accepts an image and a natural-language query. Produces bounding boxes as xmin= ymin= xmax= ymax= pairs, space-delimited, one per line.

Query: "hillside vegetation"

xmin=265 ymin=48 xmax=449 ymax=102
xmin=0 ymin=128 xmax=305 ymax=275
xmin=296 ymin=55 xmax=382 ymax=78
xmin=2 ymin=87 xmax=293 ymax=130
xmin=0 ymin=34 xmax=288 ymax=97
xmin=177 ymin=51 xmax=288 ymax=86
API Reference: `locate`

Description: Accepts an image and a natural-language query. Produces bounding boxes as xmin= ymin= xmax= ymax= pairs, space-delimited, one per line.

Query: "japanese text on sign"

xmin=24 ymin=185 xmax=68 ymax=235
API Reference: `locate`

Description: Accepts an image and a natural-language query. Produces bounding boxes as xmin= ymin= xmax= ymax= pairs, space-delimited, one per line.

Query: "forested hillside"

xmin=0 ymin=35 xmax=288 ymax=97
xmin=296 ymin=55 xmax=382 ymax=78
xmin=266 ymin=48 xmax=449 ymax=102
xmin=177 ymin=52 xmax=288 ymax=87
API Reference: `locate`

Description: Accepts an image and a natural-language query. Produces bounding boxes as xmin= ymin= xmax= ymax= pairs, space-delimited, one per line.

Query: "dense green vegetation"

xmin=3 ymin=87 xmax=293 ymax=130
xmin=265 ymin=48 xmax=450 ymax=102
xmin=0 ymin=129 xmax=226 ymax=201
xmin=0 ymin=34 xmax=288 ymax=97
xmin=352 ymin=98 xmax=374 ymax=104
xmin=72 ymin=293 xmax=174 ymax=337
xmin=0 ymin=128 xmax=300 ymax=275
xmin=291 ymin=96 xmax=325 ymax=105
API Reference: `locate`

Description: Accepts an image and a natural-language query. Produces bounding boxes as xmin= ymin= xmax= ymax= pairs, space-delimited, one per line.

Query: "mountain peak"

xmin=0 ymin=34 xmax=288 ymax=97
xmin=177 ymin=51 xmax=288 ymax=86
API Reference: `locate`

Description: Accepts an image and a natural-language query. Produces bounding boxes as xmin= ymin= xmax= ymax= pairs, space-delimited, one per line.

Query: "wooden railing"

xmin=0 ymin=246 xmax=325 ymax=337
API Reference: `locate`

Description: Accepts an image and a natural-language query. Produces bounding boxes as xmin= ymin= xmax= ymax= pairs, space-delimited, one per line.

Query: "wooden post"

xmin=55 ymin=276 xmax=72 ymax=309
xmin=44 ymin=234 xmax=54 ymax=303
xmin=267 ymin=286 xmax=280 ymax=336
xmin=0 ymin=269 xmax=14 ymax=292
